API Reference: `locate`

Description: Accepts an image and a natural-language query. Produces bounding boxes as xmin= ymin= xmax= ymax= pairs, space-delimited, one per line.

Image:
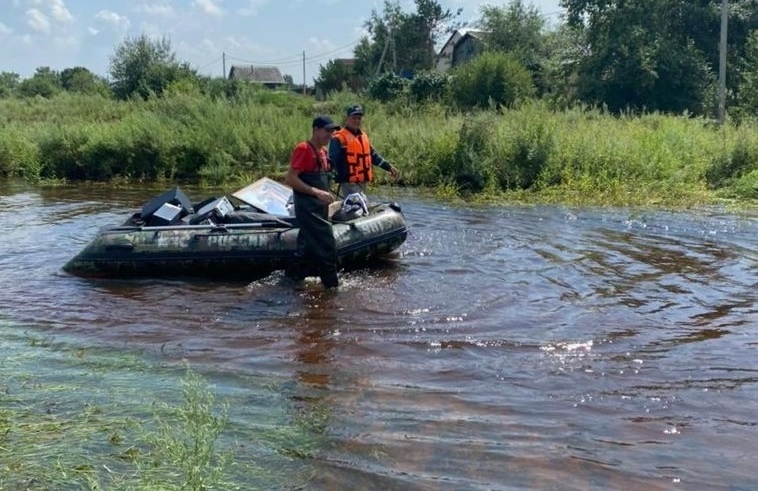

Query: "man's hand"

xmin=388 ymin=164 xmax=400 ymax=179
xmin=314 ymin=188 xmax=334 ymax=204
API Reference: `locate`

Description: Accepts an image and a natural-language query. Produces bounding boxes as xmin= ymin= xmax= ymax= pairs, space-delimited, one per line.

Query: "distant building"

xmin=228 ymin=65 xmax=288 ymax=89
xmin=435 ymin=29 xmax=488 ymax=72
xmin=333 ymin=58 xmax=363 ymax=91
xmin=334 ymin=58 xmax=356 ymax=69
xmin=435 ymin=30 xmax=464 ymax=72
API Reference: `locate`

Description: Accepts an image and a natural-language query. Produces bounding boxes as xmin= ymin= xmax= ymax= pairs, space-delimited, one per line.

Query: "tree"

xmin=478 ymin=1 xmax=551 ymax=96
xmin=17 ymin=67 xmax=61 ymax=98
xmin=0 ymin=72 xmax=20 ymax=98
xmin=414 ymin=0 xmax=463 ymax=70
xmin=736 ymin=30 xmax=758 ymax=117
xmin=356 ymin=0 xmax=460 ymax=77
xmin=479 ymin=1 xmax=546 ymax=64
xmin=315 ymin=59 xmax=361 ymax=94
xmin=539 ymin=24 xmax=588 ymax=106
xmin=357 ymin=1 xmax=405 ymax=76
xmin=560 ymin=0 xmax=758 ymax=114
xmin=60 ymin=66 xmax=111 ymax=96
xmin=109 ymin=34 xmax=196 ymax=100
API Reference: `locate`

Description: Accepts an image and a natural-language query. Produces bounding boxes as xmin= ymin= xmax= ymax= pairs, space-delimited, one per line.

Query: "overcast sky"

xmin=0 ymin=0 xmax=563 ymax=82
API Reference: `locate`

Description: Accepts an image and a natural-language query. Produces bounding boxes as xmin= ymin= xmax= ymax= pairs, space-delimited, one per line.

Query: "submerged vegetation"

xmin=0 ymin=327 xmax=328 ymax=490
xmin=0 ymin=90 xmax=756 ymax=207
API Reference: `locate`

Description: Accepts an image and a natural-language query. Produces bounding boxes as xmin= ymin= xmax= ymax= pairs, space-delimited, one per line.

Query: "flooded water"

xmin=1 ymin=180 xmax=757 ymax=490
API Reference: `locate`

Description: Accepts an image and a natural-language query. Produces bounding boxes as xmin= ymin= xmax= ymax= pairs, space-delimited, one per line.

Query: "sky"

xmin=0 ymin=0 xmax=563 ymax=83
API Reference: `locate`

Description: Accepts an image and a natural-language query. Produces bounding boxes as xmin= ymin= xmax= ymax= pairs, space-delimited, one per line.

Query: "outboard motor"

xmin=141 ymin=187 xmax=194 ymax=226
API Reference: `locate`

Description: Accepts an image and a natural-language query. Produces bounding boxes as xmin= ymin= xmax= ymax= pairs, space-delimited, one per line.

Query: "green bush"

xmin=728 ymin=169 xmax=758 ymax=199
xmin=436 ymin=115 xmax=496 ymax=193
xmin=80 ymin=134 xmax=128 ymax=181
xmin=706 ymin=137 xmax=758 ymax=189
xmin=493 ymin=106 xmax=554 ymax=190
xmin=448 ymin=51 xmax=535 ymax=110
xmin=37 ymin=126 xmax=91 ymax=179
xmin=367 ymin=72 xmax=409 ymax=103
xmin=0 ymin=132 xmax=39 ymax=179
xmin=409 ymin=71 xmax=448 ymax=102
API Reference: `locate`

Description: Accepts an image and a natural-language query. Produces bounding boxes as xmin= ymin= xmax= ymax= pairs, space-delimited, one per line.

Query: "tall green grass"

xmin=1 ymin=92 xmax=756 ymax=205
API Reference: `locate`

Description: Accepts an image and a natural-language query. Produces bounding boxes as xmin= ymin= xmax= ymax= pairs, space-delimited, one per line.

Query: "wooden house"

xmin=228 ymin=65 xmax=288 ymax=89
xmin=435 ymin=30 xmax=488 ymax=72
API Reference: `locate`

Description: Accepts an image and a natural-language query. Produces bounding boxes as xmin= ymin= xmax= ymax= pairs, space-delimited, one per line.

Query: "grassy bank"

xmin=0 ymin=91 xmax=756 ymax=207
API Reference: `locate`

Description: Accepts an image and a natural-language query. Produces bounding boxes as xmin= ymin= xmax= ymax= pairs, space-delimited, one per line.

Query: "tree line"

xmin=319 ymin=0 xmax=758 ymax=119
xmin=1 ymin=0 xmax=757 ymax=120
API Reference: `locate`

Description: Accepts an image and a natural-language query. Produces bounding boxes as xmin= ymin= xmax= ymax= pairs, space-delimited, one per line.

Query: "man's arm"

xmin=328 ymin=137 xmax=348 ymax=182
xmin=370 ymin=146 xmax=399 ymax=177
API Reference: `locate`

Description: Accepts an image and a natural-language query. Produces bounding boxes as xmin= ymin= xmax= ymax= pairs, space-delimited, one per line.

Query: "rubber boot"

xmin=320 ymin=269 xmax=339 ymax=289
xmin=285 ymin=261 xmax=305 ymax=282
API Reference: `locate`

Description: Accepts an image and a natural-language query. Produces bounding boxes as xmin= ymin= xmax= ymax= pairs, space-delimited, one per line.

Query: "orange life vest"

xmin=335 ymin=128 xmax=373 ymax=183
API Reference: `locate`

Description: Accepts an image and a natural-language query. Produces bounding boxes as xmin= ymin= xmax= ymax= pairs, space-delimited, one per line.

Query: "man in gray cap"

xmin=329 ymin=104 xmax=399 ymax=199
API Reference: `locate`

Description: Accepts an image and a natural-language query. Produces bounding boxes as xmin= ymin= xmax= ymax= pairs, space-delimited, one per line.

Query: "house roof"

xmin=438 ymin=30 xmax=463 ymax=54
xmin=228 ymin=65 xmax=285 ymax=83
xmin=460 ymin=29 xmax=488 ymax=42
xmin=437 ymin=29 xmax=489 ymax=55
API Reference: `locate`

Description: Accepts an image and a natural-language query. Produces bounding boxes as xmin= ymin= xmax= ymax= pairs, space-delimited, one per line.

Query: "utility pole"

xmin=222 ymin=52 xmax=226 ymax=79
xmin=391 ymin=28 xmax=397 ymax=72
xmin=376 ymin=31 xmax=391 ymax=76
xmin=302 ymin=51 xmax=306 ymax=95
xmin=718 ymin=0 xmax=728 ymax=124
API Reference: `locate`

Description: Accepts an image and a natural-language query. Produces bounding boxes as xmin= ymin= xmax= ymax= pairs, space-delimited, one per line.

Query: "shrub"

xmin=706 ymin=138 xmax=758 ymax=189
xmin=495 ymin=112 xmax=554 ymax=190
xmin=37 ymin=126 xmax=91 ymax=179
xmin=409 ymin=71 xmax=448 ymax=102
xmin=0 ymin=132 xmax=39 ymax=179
xmin=437 ymin=115 xmax=497 ymax=193
xmin=367 ymin=72 xmax=409 ymax=103
xmin=448 ymin=51 xmax=535 ymax=110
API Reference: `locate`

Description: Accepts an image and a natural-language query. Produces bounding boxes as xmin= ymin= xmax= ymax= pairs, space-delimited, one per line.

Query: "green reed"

xmin=1 ymin=92 xmax=756 ymax=205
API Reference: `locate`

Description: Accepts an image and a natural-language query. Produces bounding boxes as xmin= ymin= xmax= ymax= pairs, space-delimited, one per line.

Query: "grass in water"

xmin=132 ymin=369 xmax=232 ymax=491
xmin=0 ymin=354 xmax=231 ymax=491
xmin=0 ymin=327 xmax=330 ymax=491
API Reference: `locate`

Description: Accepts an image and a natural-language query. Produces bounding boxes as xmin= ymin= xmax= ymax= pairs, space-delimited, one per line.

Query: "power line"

xmin=195 ymin=56 xmax=222 ymax=73
xmin=223 ymin=38 xmax=361 ymax=68
xmin=226 ymin=52 xmax=304 ymax=66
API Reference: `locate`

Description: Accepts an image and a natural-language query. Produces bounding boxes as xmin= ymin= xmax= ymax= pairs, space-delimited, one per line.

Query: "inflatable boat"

xmin=63 ymin=178 xmax=408 ymax=280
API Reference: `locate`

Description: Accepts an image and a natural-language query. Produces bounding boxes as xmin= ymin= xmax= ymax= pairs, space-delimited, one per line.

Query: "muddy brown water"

xmin=1 ymin=180 xmax=756 ymax=490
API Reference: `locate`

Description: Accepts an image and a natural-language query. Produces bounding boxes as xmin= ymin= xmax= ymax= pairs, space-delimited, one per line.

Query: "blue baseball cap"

xmin=312 ymin=115 xmax=340 ymax=130
xmin=346 ymin=104 xmax=364 ymax=116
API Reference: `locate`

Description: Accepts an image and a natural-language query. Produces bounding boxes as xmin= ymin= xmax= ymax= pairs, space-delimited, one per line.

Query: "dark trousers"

xmin=291 ymin=191 xmax=338 ymax=287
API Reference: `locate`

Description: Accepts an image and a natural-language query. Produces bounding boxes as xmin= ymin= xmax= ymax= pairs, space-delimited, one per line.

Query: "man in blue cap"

xmin=329 ymin=104 xmax=400 ymax=199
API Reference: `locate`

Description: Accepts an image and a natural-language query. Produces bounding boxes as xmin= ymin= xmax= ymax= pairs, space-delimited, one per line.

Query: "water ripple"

xmin=1 ymin=183 xmax=756 ymax=490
